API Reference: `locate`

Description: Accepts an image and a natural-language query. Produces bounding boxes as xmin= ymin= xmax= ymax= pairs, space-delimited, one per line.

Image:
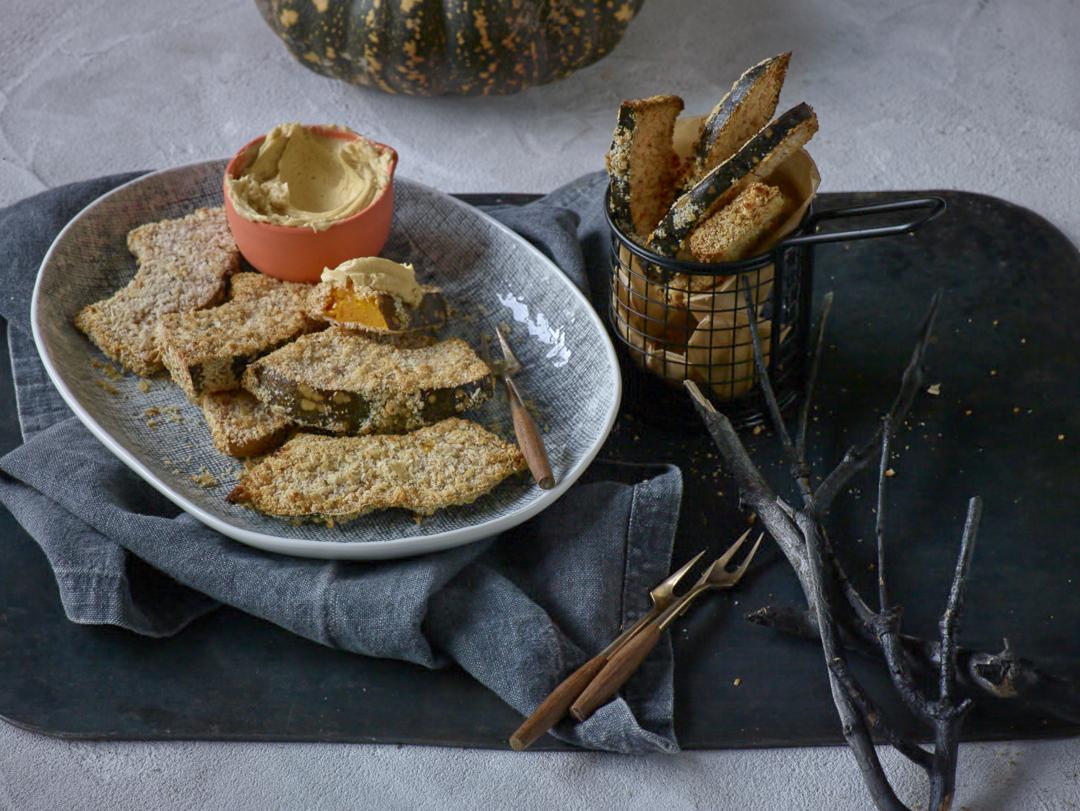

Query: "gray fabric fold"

xmin=0 ymin=171 xmax=683 ymax=753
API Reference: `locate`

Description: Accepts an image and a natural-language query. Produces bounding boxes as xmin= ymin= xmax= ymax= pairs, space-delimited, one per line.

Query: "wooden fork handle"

xmin=509 ymin=654 xmax=607 ymax=751
xmin=505 ymin=378 xmax=555 ymax=490
xmin=570 ymin=622 xmax=662 ymax=722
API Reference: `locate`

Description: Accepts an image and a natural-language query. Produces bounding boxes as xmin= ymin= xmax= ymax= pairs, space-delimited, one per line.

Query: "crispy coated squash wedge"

xmin=680 ymin=52 xmax=791 ymax=190
xmin=648 ymin=103 xmax=817 ymax=256
xmin=242 ymin=328 xmax=493 ymax=435
xmin=606 ymin=94 xmax=685 ymax=239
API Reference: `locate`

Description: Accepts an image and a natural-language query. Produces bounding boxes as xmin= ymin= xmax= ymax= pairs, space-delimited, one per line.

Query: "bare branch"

xmin=685 ymin=381 xmax=811 ymax=590
xmin=872 ymin=417 xmax=935 ymax=721
xmin=794 ymin=510 xmax=908 ymax=810
xmin=739 ymin=283 xmax=803 ymax=483
xmin=813 ymin=291 xmax=942 ymax=514
xmin=689 ymin=291 xmax=1011 ymax=811
xmin=939 ymin=497 xmax=982 ymax=708
xmin=828 ymin=655 xmax=933 ymax=771
xmin=749 ymin=604 xmax=1080 ymax=724
xmin=876 ymin=417 xmax=893 ymax=613
xmin=797 ymin=291 xmax=834 ymax=459
xmin=928 ymin=718 xmax=963 ymax=811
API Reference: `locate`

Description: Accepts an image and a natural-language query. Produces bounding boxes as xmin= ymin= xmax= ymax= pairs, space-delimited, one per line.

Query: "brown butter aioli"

xmin=226 ymin=123 xmax=393 ymax=232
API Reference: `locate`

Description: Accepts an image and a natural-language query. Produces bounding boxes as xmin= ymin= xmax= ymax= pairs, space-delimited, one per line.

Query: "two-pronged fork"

xmin=509 ymin=548 xmax=708 ymax=751
xmin=509 ymin=529 xmax=763 ymax=749
xmin=569 ymin=529 xmax=764 ymax=722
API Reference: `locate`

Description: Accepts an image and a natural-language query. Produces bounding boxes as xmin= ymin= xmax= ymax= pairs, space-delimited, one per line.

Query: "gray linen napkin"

xmin=0 ymin=172 xmax=683 ymax=754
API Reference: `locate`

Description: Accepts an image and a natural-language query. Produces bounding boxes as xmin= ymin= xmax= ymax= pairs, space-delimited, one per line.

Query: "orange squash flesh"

xmin=326 ymin=287 xmax=391 ymax=330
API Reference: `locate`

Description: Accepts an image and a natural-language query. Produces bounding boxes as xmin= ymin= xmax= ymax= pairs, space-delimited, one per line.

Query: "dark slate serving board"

xmin=1 ymin=190 xmax=1078 ymax=749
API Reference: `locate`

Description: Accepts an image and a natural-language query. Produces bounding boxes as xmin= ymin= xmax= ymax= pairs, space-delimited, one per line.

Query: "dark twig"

xmin=874 ymin=419 xmax=934 ymax=721
xmin=739 ymin=283 xmax=804 ymax=487
xmin=689 ymin=290 xmax=1019 ymax=810
xmin=748 ymin=605 xmax=1080 ymax=724
xmin=796 ymin=291 xmax=834 ymax=460
xmin=737 ymin=288 xmax=928 ymax=808
xmin=797 ymin=512 xmax=907 ymax=811
xmin=925 ymin=497 xmax=981 ymax=809
xmin=695 ymin=307 xmax=916 ymax=809
xmin=938 ymin=497 xmax=981 ymax=710
xmin=828 ymin=655 xmax=934 ymax=770
xmin=686 ymin=381 xmax=811 ymax=592
xmin=813 ymin=291 xmax=941 ymax=515
xmin=875 ymin=419 xmax=893 ymax=614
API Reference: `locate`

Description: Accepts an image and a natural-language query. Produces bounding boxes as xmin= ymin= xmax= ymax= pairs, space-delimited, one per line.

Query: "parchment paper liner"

xmin=612 ymin=287 xmax=785 ymax=400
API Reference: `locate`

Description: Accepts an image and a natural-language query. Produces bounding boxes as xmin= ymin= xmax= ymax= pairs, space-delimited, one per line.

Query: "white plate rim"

xmin=29 ymin=161 xmax=621 ymax=560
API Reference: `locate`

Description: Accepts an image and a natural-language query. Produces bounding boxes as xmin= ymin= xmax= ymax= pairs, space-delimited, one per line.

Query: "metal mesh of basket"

xmin=605 ymin=193 xmax=947 ymax=428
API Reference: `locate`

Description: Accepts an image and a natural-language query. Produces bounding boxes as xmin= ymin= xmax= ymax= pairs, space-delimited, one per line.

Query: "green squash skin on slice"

xmin=605 ymin=95 xmax=684 ymax=240
xmin=607 ymin=104 xmax=640 ymax=237
xmin=389 ymin=290 xmax=448 ymax=332
xmin=648 ymin=102 xmax=817 ymax=257
xmin=245 ymin=365 xmax=494 ymax=436
xmin=180 ymin=333 xmax=319 ymax=402
xmin=684 ymin=52 xmax=791 ymax=191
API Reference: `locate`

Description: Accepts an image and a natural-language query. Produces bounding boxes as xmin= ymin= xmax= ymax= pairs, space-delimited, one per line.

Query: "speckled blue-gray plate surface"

xmin=31 ymin=161 xmax=620 ymax=559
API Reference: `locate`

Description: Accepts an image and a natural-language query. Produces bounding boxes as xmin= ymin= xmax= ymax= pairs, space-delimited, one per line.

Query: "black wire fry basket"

xmin=606 ymin=193 xmax=946 ymax=429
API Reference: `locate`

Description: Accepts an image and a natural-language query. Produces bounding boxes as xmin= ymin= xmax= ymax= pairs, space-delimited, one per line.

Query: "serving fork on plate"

xmin=509 ymin=528 xmax=763 ymax=750
xmin=492 ymin=325 xmax=555 ymax=490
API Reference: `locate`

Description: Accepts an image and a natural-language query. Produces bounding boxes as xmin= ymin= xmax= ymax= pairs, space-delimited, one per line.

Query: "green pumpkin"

xmin=255 ymin=0 xmax=644 ymax=96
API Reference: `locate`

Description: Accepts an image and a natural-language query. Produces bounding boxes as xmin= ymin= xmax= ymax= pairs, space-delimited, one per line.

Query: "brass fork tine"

xmin=729 ymin=533 xmax=765 ymax=585
xmin=664 ymin=548 xmax=708 ymax=592
xmin=611 ymin=549 xmax=706 ymax=645
xmin=716 ymin=527 xmax=754 ymax=568
xmin=494 ymin=324 xmax=522 ymax=375
xmin=509 ymin=547 xmax=706 ymax=751
xmin=570 ymin=530 xmax=766 ymax=722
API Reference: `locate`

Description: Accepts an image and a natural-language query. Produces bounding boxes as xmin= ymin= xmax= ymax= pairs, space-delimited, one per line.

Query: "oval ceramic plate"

xmin=31 ymin=161 xmax=620 ymax=560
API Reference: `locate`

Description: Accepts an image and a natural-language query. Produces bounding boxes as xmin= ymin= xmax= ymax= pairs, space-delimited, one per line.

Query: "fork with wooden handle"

xmin=570 ymin=531 xmax=764 ymax=722
xmin=508 ymin=549 xmax=707 ymax=751
xmin=494 ymin=325 xmax=555 ymax=490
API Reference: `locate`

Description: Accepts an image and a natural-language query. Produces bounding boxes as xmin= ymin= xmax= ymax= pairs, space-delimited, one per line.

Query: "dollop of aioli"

xmin=226 ymin=123 xmax=393 ymax=232
xmin=321 ymin=257 xmax=423 ymax=306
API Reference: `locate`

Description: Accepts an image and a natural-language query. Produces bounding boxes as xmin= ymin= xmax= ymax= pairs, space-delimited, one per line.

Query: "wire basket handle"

xmin=779 ymin=196 xmax=946 ymax=248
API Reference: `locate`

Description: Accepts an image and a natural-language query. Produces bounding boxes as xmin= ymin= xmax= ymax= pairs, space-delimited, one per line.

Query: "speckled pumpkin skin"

xmin=255 ymin=0 xmax=644 ymax=96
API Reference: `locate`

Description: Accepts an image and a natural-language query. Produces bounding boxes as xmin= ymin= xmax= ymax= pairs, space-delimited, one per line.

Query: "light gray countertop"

xmin=2 ymin=0 xmax=1079 ymax=808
